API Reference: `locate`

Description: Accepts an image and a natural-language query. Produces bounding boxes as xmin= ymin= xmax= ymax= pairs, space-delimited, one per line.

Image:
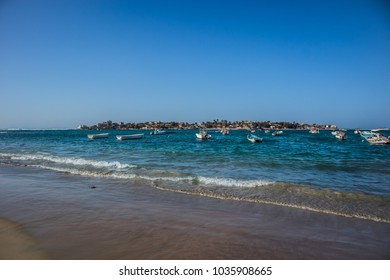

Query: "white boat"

xmin=371 ymin=128 xmax=389 ymax=132
xmin=116 ymin=134 xmax=144 ymax=140
xmin=272 ymin=130 xmax=283 ymax=136
xmin=196 ymin=130 xmax=211 ymax=140
xmin=360 ymin=131 xmax=374 ymax=137
xmin=220 ymin=128 xmax=229 ymax=135
xmin=87 ymin=133 xmax=109 ymax=139
xmin=361 ymin=131 xmax=390 ymax=145
xmin=366 ymin=136 xmax=390 ymax=145
xmin=247 ymin=133 xmax=262 ymax=143
xmin=150 ymin=129 xmax=167 ymax=135
xmin=309 ymin=127 xmax=319 ymax=134
xmin=333 ymin=130 xmax=347 ymax=140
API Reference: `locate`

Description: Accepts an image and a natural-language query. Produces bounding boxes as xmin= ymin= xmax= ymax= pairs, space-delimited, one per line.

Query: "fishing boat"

xmin=360 ymin=131 xmax=374 ymax=137
xmin=150 ymin=129 xmax=167 ymax=135
xmin=361 ymin=131 xmax=390 ymax=145
xmin=365 ymin=135 xmax=390 ymax=145
xmin=371 ymin=128 xmax=389 ymax=132
xmin=116 ymin=134 xmax=144 ymax=140
xmin=309 ymin=127 xmax=319 ymax=134
xmin=220 ymin=128 xmax=229 ymax=135
xmin=333 ymin=130 xmax=347 ymax=140
xmin=272 ymin=130 xmax=283 ymax=136
xmin=87 ymin=133 xmax=109 ymax=140
xmin=196 ymin=130 xmax=211 ymax=140
xmin=247 ymin=133 xmax=262 ymax=143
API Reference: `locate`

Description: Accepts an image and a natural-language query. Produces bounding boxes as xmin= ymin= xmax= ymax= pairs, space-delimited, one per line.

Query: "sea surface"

xmin=1 ymin=129 xmax=389 ymax=223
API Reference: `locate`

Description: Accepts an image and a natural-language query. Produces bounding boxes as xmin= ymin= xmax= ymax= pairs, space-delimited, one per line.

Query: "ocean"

xmin=1 ymin=128 xmax=389 ymax=224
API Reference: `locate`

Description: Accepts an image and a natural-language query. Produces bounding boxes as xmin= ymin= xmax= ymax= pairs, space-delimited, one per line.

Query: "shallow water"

xmin=1 ymin=165 xmax=389 ymax=259
xmin=0 ymin=129 xmax=389 ymax=222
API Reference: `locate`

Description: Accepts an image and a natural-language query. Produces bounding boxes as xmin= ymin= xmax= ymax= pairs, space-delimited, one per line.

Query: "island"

xmin=78 ymin=120 xmax=337 ymax=131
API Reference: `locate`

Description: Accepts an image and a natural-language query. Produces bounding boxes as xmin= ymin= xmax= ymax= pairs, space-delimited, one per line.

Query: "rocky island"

xmin=78 ymin=120 xmax=337 ymax=131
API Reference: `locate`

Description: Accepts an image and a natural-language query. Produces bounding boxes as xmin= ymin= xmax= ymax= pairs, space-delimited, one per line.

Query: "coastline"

xmin=1 ymin=164 xmax=389 ymax=260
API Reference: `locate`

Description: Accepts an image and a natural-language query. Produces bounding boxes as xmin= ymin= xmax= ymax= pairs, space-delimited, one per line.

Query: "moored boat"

xmin=220 ymin=128 xmax=229 ymax=135
xmin=333 ymin=130 xmax=347 ymax=140
xmin=196 ymin=130 xmax=211 ymax=140
xmin=150 ymin=129 xmax=167 ymax=135
xmin=361 ymin=131 xmax=390 ymax=145
xmin=116 ymin=134 xmax=144 ymax=140
xmin=309 ymin=127 xmax=319 ymax=134
xmin=87 ymin=133 xmax=109 ymax=140
xmin=272 ymin=130 xmax=283 ymax=136
xmin=371 ymin=128 xmax=389 ymax=132
xmin=366 ymin=136 xmax=390 ymax=145
xmin=247 ymin=133 xmax=262 ymax=143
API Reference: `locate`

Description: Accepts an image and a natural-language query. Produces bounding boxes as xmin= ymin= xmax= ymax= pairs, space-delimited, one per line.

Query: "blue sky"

xmin=1 ymin=0 xmax=389 ymax=129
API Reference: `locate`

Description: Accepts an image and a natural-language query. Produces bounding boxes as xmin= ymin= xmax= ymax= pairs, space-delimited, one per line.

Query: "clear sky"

xmin=1 ymin=0 xmax=389 ymax=129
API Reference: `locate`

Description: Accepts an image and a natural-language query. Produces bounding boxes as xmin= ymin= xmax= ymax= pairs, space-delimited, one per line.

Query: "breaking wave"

xmin=1 ymin=151 xmax=389 ymax=224
xmin=0 ymin=152 xmax=135 ymax=170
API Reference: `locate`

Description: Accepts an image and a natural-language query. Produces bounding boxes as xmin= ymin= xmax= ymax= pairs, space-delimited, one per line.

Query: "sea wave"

xmin=197 ymin=176 xmax=272 ymax=187
xmin=0 ymin=152 xmax=135 ymax=169
xmin=1 ymin=152 xmax=389 ymax=224
xmin=26 ymin=163 xmax=273 ymax=189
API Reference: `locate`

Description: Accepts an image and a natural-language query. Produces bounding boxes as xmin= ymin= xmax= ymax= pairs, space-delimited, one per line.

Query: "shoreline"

xmin=1 ymin=164 xmax=389 ymax=260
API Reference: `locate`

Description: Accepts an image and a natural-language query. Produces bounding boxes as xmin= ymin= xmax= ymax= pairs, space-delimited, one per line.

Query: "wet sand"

xmin=0 ymin=217 xmax=47 ymax=259
xmin=0 ymin=164 xmax=389 ymax=259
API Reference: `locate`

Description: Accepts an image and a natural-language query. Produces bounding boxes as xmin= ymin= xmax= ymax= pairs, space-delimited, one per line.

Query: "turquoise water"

xmin=1 ymin=129 xmax=389 ymax=222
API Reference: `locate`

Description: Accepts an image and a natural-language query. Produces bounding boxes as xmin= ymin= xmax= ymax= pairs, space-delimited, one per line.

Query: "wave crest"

xmin=0 ymin=153 xmax=135 ymax=169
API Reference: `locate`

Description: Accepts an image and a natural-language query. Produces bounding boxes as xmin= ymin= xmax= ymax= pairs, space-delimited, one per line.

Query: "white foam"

xmin=1 ymin=152 xmax=273 ymax=189
xmin=32 ymin=165 xmax=137 ymax=179
xmin=197 ymin=176 xmax=273 ymax=188
xmin=0 ymin=152 xmax=135 ymax=169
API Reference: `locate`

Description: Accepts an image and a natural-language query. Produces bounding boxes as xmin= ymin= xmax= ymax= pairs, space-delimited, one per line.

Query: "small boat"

xmin=371 ymin=128 xmax=389 ymax=132
xmin=360 ymin=131 xmax=375 ymax=137
xmin=333 ymin=130 xmax=347 ymax=140
xmin=272 ymin=130 xmax=283 ymax=136
xmin=361 ymin=131 xmax=390 ymax=145
xmin=247 ymin=133 xmax=262 ymax=143
xmin=309 ymin=127 xmax=319 ymax=134
xmin=196 ymin=130 xmax=211 ymax=140
xmin=150 ymin=129 xmax=167 ymax=135
xmin=366 ymin=136 xmax=390 ymax=145
xmin=220 ymin=128 xmax=229 ymax=135
xmin=87 ymin=133 xmax=109 ymax=140
xmin=116 ymin=134 xmax=144 ymax=140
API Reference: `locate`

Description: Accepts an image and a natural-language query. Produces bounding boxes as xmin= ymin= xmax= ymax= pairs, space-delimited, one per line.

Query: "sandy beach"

xmin=0 ymin=164 xmax=389 ymax=260
xmin=0 ymin=217 xmax=47 ymax=259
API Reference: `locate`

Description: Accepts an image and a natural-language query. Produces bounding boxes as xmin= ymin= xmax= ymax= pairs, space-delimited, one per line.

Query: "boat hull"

xmin=196 ymin=132 xmax=211 ymax=140
xmin=272 ymin=131 xmax=283 ymax=136
xmin=150 ymin=129 xmax=167 ymax=135
xmin=247 ymin=134 xmax=262 ymax=143
xmin=87 ymin=133 xmax=109 ymax=139
xmin=116 ymin=134 xmax=144 ymax=140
